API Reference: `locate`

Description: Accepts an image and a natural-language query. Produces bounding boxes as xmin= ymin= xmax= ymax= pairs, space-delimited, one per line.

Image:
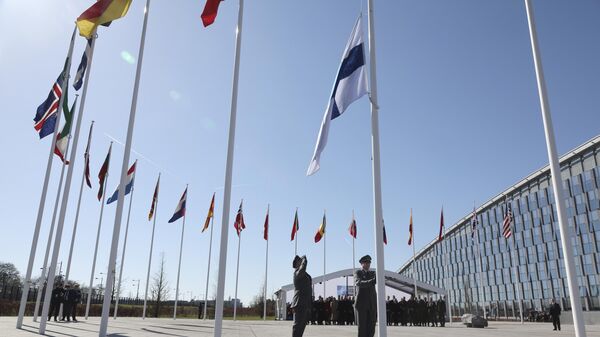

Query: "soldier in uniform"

xmin=354 ymin=255 xmax=377 ymax=337
xmin=291 ymin=255 xmax=312 ymax=337
xmin=437 ymin=297 xmax=446 ymax=327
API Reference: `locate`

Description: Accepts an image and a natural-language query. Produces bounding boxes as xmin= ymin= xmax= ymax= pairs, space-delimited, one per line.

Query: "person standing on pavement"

xmin=549 ymin=299 xmax=561 ymax=331
xmin=354 ymin=255 xmax=377 ymax=337
xmin=291 ymin=255 xmax=312 ymax=337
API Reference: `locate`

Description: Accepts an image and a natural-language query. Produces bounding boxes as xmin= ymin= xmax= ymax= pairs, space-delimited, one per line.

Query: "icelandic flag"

xmin=168 ymin=187 xmax=187 ymax=223
xmin=106 ymin=162 xmax=136 ymax=204
xmin=73 ymin=38 xmax=92 ymax=91
xmin=307 ymin=15 xmax=367 ymax=176
xmin=34 ymin=73 xmax=64 ymax=139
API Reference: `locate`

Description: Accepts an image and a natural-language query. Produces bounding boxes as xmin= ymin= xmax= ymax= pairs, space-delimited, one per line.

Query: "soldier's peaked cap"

xmin=359 ymin=255 xmax=372 ymax=263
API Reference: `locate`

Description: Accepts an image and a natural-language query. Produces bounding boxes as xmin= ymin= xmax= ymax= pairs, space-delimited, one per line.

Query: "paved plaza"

xmin=2 ymin=318 xmax=600 ymax=337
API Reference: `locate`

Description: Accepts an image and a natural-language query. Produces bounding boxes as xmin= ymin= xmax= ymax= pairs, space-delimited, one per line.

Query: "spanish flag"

xmin=314 ymin=212 xmax=326 ymax=243
xmin=202 ymin=193 xmax=215 ymax=232
xmin=76 ymin=0 xmax=133 ymax=38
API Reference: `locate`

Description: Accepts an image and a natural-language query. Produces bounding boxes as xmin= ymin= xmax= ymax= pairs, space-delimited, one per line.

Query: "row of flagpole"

xmin=18 ymin=1 xmax=588 ymax=336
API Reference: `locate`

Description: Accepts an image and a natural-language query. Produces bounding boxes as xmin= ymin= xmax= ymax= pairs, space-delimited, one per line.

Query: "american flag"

xmin=502 ymin=204 xmax=513 ymax=239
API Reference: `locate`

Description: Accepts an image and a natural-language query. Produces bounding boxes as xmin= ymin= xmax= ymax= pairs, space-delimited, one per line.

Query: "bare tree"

xmin=150 ymin=253 xmax=169 ymax=317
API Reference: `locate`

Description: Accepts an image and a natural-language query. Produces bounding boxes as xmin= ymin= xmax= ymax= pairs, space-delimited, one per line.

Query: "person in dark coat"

xmin=61 ymin=284 xmax=72 ymax=321
xmin=354 ymin=255 xmax=377 ymax=337
xmin=68 ymin=284 xmax=81 ymax=322
xmin=48 ymin=283 xmax=64 ymax=322
xmin=549 ymin=299 xmax=561 ymax=331
xmin=437 ymin=297 xmax=446 ymax=327
xmin=291 ymin=255 xmax=312 ymax=337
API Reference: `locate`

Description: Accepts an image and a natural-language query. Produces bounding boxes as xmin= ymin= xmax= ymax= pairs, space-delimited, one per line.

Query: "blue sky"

xmin=1 ymin=0 xmax=599 ymax=305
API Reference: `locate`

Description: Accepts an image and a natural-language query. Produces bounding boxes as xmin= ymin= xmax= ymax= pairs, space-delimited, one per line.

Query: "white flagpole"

xmin=203 ymin=214 xmax=215 ymax=320
xmin=263 ymin=204 xmax=269 ymax=321
xmin=214 ymin=0 xmax=244 ymax=334
xmin=64 ymin=121 xmax=95 ymax=288
xmin=510 ymin=230 xmax=524 ymax=323
xmin=233 ymin=226 xmax=242 ymax=321
xmin=411 ymin=210 xmax=417 ymax=298
xmin=352 ymin=210 xmax=356 ymax=275
xmin=64 ymin=30 xmax=98 ymax=287
xmin=114 ymin=160 xmax=137 ymax=319
xmin=441 ymin=213 xmax=452 ymax=326
xmin=99 ymin=0 xmax=151 ymax=334
xmin=85 ymin=143 xmax=112 ymax=320
xmin=173 ymin=185 xmax=188 ymax=320
xmin=37 ymin=27 xmax=79 ymax=334
xmin=473 ymin=208 xmax=486 ymax=318
xmin=323 ymin=213 xmax=326 ymax=299
xmin=524 ymin=1 xmax=586 ymax=335
xmin=33 ymin=138 xmax=71 ymax=322
xmin=16 ymin=26 xmax=75 ymax=330
xmin=143 ymin=173 xmax=160 ymax=319
xmin=366 ymin=1 xmax=388 ymax=334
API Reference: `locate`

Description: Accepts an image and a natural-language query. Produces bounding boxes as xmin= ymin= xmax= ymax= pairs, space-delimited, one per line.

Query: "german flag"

xmin=76 ymin=0 xmax=133 ymax=38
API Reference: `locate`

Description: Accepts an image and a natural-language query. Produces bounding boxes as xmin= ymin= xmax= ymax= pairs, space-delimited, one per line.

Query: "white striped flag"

xmin=307 ymin=15 xmax=367 ymax=176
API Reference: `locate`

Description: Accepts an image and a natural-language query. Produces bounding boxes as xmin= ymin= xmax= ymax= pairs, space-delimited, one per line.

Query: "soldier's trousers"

xmin=292 ymin=307 xmax=309 ymax=337
xmin=356 ymin=307 xmax=376 ymax=337
xmin=552 ymin=316 xmax=560 ymax=330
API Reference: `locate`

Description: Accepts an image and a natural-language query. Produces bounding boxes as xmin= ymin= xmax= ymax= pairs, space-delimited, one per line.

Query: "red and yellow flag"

xmin=148 ymin=175 xmax=160 ymax=221
xmin=314 ymin=212 xmax=326 ymax=243
xmin=76 ymin=0 xmax=133 ymax=38
xmin=202 ymin=193 xmax=215 ymax=232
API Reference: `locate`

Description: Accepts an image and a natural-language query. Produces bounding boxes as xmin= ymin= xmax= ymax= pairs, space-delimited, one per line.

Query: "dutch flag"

xmin=168 ymin=187 xmax=187 ymax=223
xmin=106 ymin=162 xmax=136 ymax=204
xmin=307 ymin=15 xmax=368 ymax=176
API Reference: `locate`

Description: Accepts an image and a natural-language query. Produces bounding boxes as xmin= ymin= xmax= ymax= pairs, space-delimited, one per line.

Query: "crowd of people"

xmin=286 ymin=294 xmax=447 ymax=327
xmin=48 ymin=282 xmax=82 ymax=322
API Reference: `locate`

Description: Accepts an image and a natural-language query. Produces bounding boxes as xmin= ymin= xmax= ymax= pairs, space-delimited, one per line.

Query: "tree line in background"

xmin=0 ymin=259 xmax=276 ymax=318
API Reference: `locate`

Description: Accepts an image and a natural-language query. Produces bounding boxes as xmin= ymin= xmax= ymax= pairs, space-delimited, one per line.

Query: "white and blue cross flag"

xmin=73 ymin=38 xmax=92 ymax=91
xmin=306 ymin=15 xmax=368 ymax=176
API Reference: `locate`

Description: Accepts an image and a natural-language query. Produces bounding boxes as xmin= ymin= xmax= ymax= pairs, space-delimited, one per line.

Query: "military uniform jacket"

xmin=292 ymin=257 xmax=312 ymax=309
xmin=354 ymin=269 xmax=376 ymax=310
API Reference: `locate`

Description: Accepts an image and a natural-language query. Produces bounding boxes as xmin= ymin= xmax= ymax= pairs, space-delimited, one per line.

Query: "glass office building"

xmin=398 ymin=135 xmax=600 ymax=318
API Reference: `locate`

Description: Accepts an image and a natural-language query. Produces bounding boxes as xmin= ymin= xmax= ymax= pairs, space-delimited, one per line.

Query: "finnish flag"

xmin=307 ymin=15 xmax=368 ymax=176
xmin=73 ymin=38 xmax=92 ymax=91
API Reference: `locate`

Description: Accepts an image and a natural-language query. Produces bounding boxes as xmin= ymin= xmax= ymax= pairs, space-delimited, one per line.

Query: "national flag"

xmin=502 ymin=203 xmax=513 ymax=239
xmin=76 ymin=0 xmax=133 ymax=38
xmin=168 ymin=187 xmax=187 ymax=223
xmin=383 ymin=223 xmax=387 ymax=245
xmin=314 ymin=213 xmax=326 ymax=243
xmin=438 ymin=207 xmax=445 ymax=242
xmin=148 ymin=175 xmax=160 ymax=221
xmin=83 ymin=130 xmax=93 ymax=189
xmin=202 ymin=193 xmax=215 ymax=232
xmin=291 ymin=210 xmax=299 ymax=241
xmin=233 ymin=200 xmax=245 ymax=236
xmin=34 ymin=73 xmax=64 ymax=139
xmin=263 ymin=208 xmax=269 ymax=241
xmin=348 ymin=216 xmax=357 ymax=239
xmin=408 ymin=210 xmax=414 ymax=245
xmin=201 ymin=0 xmax=223 ymax=27
xmin=73 ymin=38 xmax=93 ymax=91
xmin=97 ymin=145 xmax=111 ymax=201
xmin=470 ymin=208 xmax=478 ymax=240
xmin=307 ymin=15 xmax=367 ymax=176
xmin=54 ymin=95 xmax=78 ymax=164
xmin=106 ymin=162 xmax=136 ymax=204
